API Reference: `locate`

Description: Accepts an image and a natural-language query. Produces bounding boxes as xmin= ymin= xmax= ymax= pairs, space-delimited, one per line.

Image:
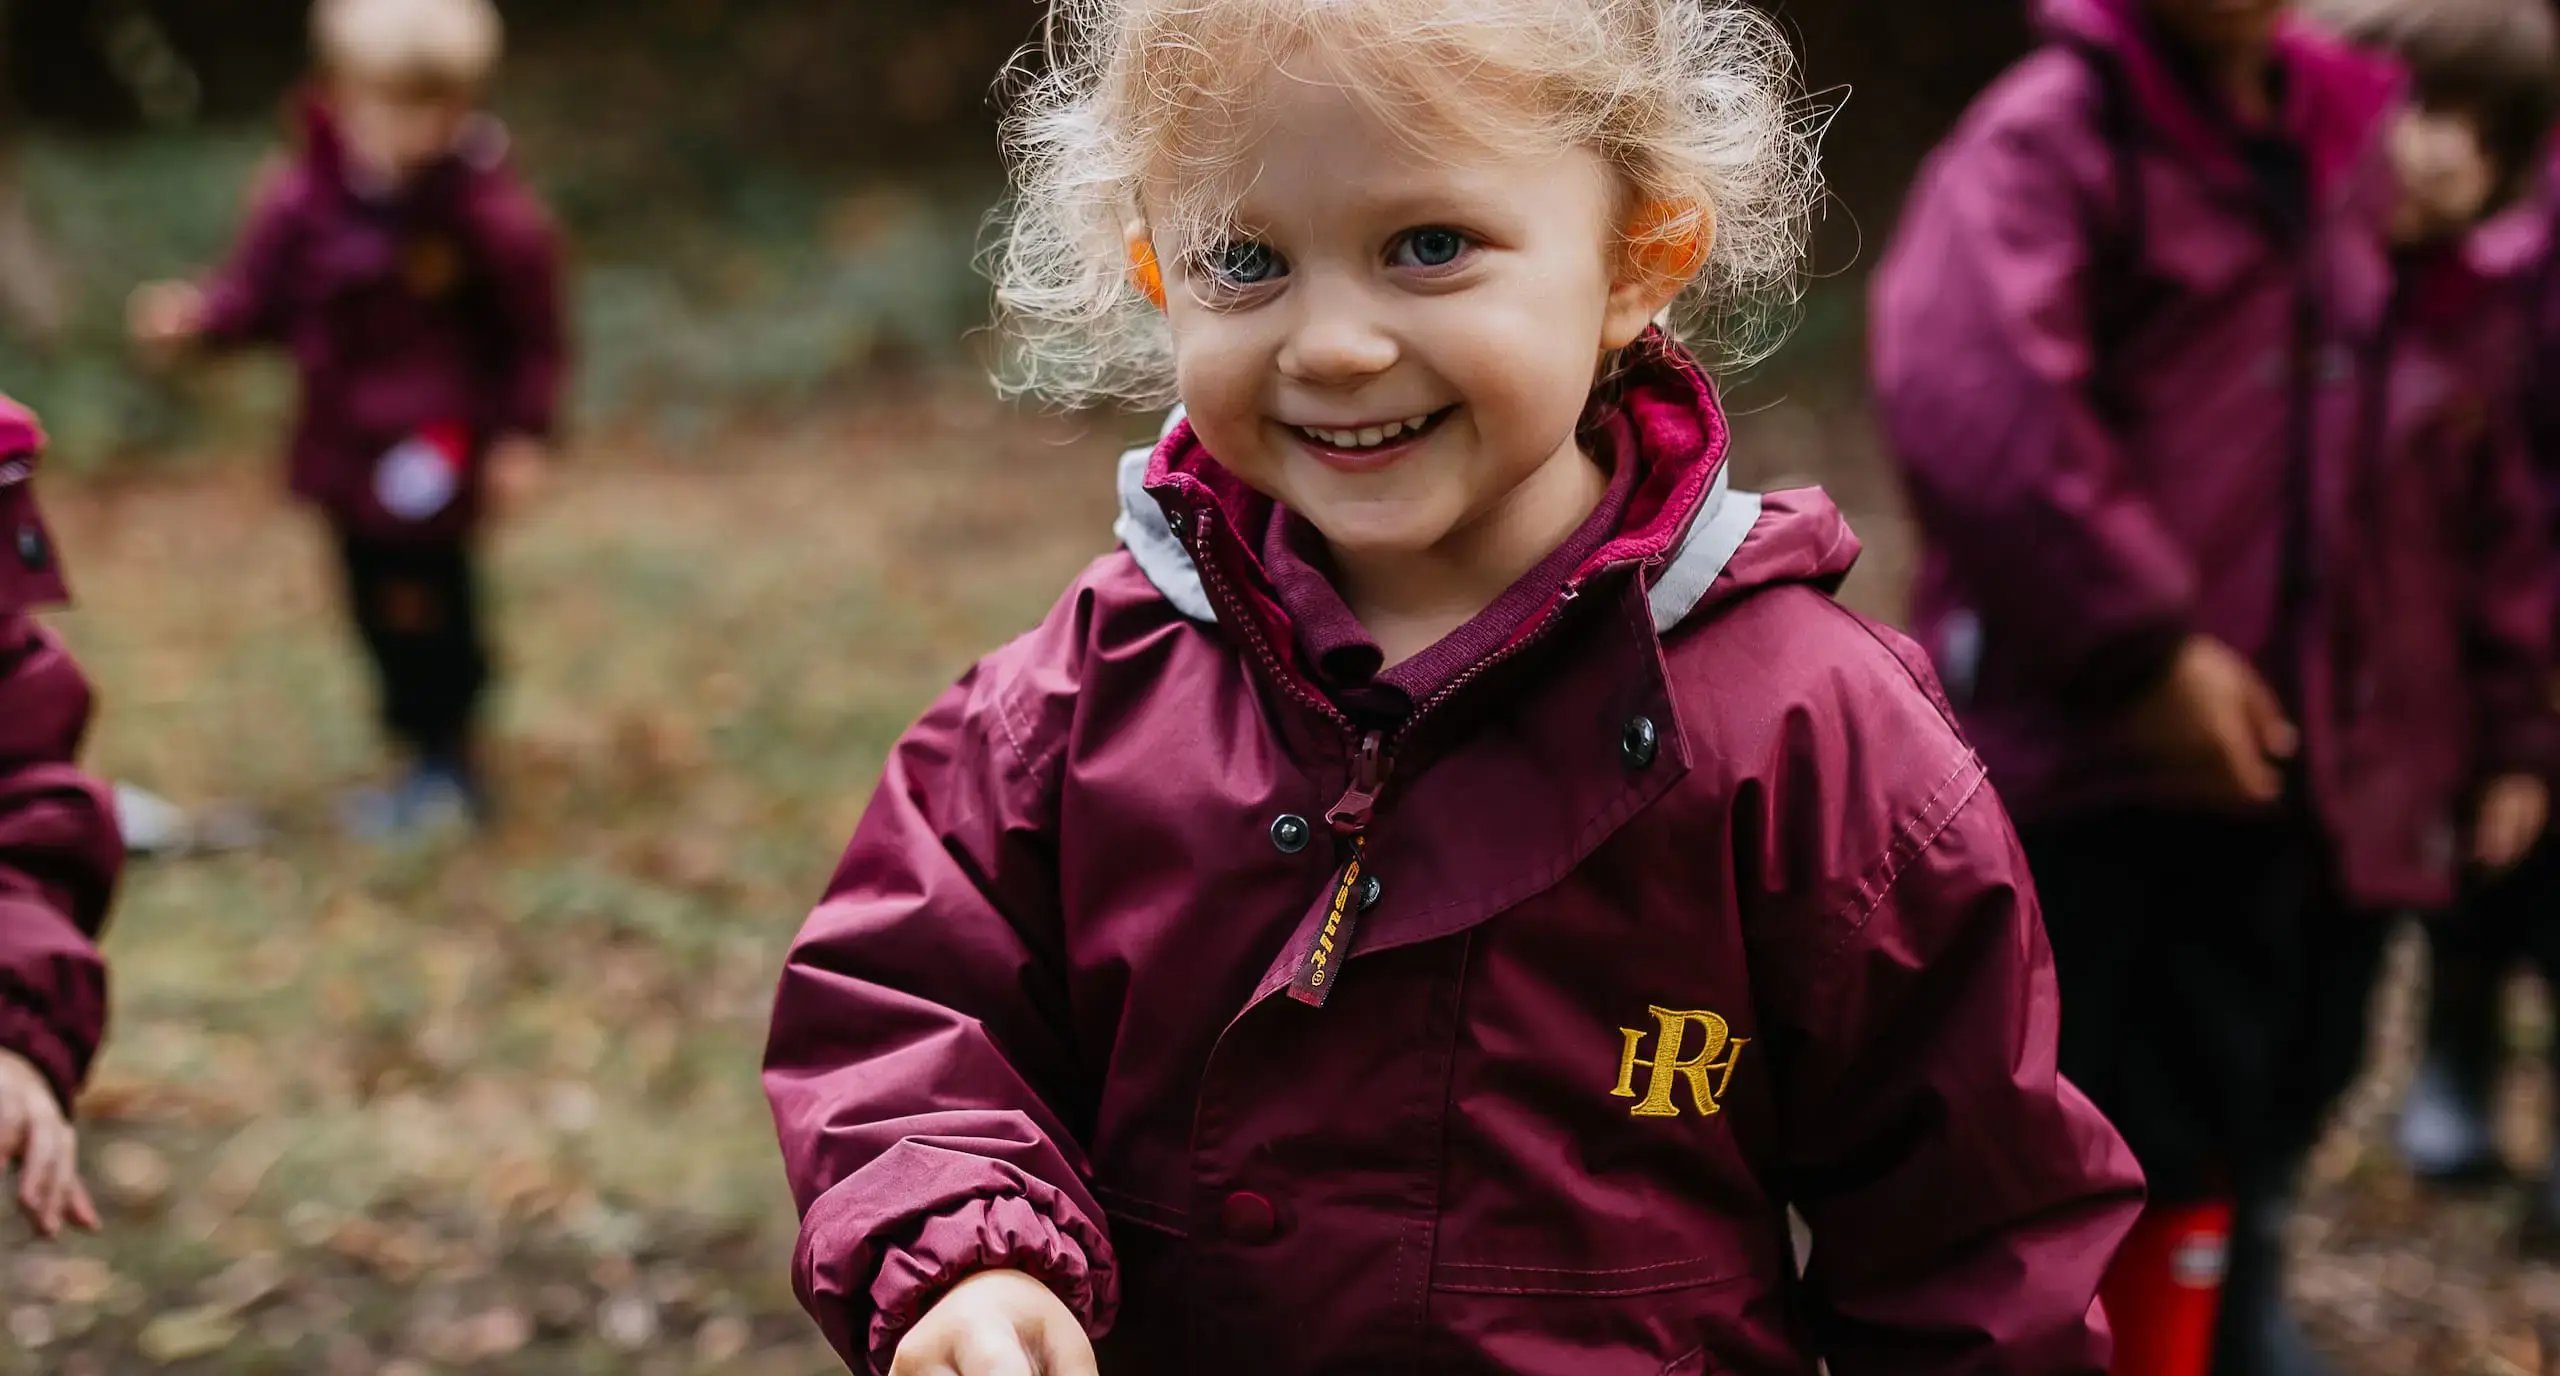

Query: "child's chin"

xmin=1300 ymin=511 xmax=1448 ymax=560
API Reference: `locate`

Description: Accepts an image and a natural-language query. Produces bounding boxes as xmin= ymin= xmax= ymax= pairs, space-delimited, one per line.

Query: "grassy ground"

xmin=5 ymin=385 xmax=1140 ymax=1373
xmin=5 ymin=372 xmax=2560 ymax=1371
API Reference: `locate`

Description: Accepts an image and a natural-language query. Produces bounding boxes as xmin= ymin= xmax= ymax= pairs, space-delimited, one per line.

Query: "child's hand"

xmin=2473 ymin=773 xmax=2549 ymax=872
xmin=484 ymin=435 xmax=553 ymax=523
xmin=0 ymin=1049 xmax=97 ymax=1239
xmin=127 ymin=280 xmax=206 ymax=366
xmin=2121 ymin=634 xmax=2297 ymax=808
xmin=891 ymin=1268 xmax=1097 ymax=1376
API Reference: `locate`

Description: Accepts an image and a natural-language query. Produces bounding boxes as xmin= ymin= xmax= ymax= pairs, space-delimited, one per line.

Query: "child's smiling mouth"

xmin=1284 ymin=406 xmax=1455 ymax=468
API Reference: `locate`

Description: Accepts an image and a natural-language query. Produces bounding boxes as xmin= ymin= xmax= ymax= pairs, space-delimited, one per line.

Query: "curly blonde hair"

xmin=987 ymin=0 xmax=1825 ymax=408
xmin=313 ymin=0 xmax=502 ymax=90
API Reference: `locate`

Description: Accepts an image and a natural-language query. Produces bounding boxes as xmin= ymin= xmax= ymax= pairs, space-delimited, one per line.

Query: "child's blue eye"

xmin=1391 ymin=228 xmax=1471 ymax=268
xmin=1205 ymin=241 xmax=1285 ymax=286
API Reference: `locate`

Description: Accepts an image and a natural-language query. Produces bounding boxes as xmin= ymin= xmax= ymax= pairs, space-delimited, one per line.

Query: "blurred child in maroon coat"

xmin=131 ymin=0 xmax=564 ymax=833
xmin=0 ymin=396 xmax=124 ymax=1238
xmin=1875 ymin=0 xmax=2559 ymax=1370
xmin=2330 ymin=0 xmax=2560 ymax=1235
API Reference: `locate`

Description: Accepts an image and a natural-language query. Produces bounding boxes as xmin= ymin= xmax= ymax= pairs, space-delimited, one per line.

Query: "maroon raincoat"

xmin=2347 ymin=225 xmax=2559 ymax=867
xmin=2503 ymin=161 xmax=2560 ymax=607
xmin=0 ymin=398 xmax=121 ymax=1110
xmin=196 ymin=99 xmax=565 ymax=544
xmin=1869 ymin=0 xmax=2538 ymax=906
xmin=766 ymin=349 xmax=2143 ymax=1375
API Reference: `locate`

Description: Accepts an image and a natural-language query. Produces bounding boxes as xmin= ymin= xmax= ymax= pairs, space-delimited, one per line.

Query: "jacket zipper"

xmin=1188 ymin=505 xmax=1596 ymax=1005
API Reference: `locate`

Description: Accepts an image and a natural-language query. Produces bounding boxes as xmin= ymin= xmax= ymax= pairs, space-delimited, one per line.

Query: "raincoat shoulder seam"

xmin=1819 ymin=605 xmax=1994 ymax=948
xmin=987 ymin=687 xmax=1046 ymax=781
xmin=1824 ymin=758 xmax=1991 ymax=956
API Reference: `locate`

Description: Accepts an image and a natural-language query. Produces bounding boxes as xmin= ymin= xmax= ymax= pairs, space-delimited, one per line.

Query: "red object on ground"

xmin=2102 ymin=1200 xmax=2231 ymax=1376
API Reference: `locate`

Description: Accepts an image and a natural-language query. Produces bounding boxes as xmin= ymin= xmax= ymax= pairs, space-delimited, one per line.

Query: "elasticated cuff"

xmin=0 ymin=985 xmax=84 ymax=1113
xmin=864 ymin=1194 xmax=1101 ymax=1375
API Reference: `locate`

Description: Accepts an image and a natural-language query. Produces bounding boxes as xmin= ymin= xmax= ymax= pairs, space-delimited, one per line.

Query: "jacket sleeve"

xmin=763 ymin=606 xmax=1114 ymax=1374
xmin=0 ymin=618 xmax=121 ymax=1112
xmin=1871 ymin=101 xmax=2195 ymax=707
xmin=196 ymin=162 xmax=303 ymax=349
xmin=2459 ymin=404 xmax=2560 ymax=782
xmin=473 ymin=180 xmax=568 ymax=441
xmin=1751 ymin=626 xmax=2144 ymax=1374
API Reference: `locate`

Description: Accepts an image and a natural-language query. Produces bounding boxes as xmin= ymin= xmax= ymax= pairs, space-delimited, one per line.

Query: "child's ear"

xmin=1126 ymin=221 xmax=1167 ymax=311
xmin=1602 ymin=200 xmax=1713 ymax=350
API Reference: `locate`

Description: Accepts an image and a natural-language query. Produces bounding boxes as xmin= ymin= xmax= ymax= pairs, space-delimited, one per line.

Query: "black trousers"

xmin=334 ymin=531 xmax=489 ymax=761
xmin=2422 ymin=834 xmax=2560 ymax=1104
xmin=2023 ymin=808 xmax=2391 ymax=1374
xmin=2021 ymin=809 xmax=2388 ymax=1202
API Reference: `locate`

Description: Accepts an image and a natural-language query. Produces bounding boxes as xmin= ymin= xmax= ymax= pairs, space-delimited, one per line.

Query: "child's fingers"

xmin=2216 ymin=724 xmax=2283 ymax=805
xmin=21 ymin=1117 xmax=71 ymax=1236
xmin=1034 ymin=1321 xmax=1101 ymax=1376
xmin=64 ymin=1171 xmax=99 ymax=1233
xmin=952 ymin=1331 xmax=1039 ymax=1376
xmin=2478 ymin=805 xmax=2533 ymax=870
xmin=2240 ymin=671 xmax=2299 ymax=762
xmin=2475 ymin=802 xmax=2513 ymax=866
xmin=887 ymin=1338 xmax=967 ymax=1376
xmin=17 ymin=1144 xmax=56 ymax=1237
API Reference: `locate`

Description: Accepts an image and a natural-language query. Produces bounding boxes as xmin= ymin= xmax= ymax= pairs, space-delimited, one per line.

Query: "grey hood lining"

xmin=1112 ymin=409 xmax=1219 ymax=624
xmin=1112 ymin=411 xmax=1764 ymax=634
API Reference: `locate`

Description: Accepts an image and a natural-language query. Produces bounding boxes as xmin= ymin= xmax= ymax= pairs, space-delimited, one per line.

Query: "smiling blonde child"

xmin=765 ymin=1 xmax=2143 ymax=1372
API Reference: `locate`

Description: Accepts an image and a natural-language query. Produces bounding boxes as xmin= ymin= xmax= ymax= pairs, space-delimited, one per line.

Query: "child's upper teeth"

xmin=1300 ymin=412 xmax=1439 ymax=449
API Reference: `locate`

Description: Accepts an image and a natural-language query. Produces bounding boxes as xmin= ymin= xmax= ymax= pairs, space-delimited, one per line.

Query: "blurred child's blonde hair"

xmin=312 ymin=0 xmax=503 ymax=91
xmin=989 ymin=0 xmax=1824 ymax=407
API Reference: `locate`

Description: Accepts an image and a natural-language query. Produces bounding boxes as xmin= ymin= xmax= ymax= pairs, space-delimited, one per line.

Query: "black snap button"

xmin=13 ymin=523 xmax=43 ymax=571
xmin=1270 ymin=813 xmax=1311 ymax=854
xmin=1621 ymin=715 xmax=1659 ymax=770
xmin=1358 ymin=874 xmax=1383 ymax=912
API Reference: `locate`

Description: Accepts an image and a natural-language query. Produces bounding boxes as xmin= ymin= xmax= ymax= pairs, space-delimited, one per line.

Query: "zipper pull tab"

xmin=1289 ymin=837 xmax=1367 ymax=1008
xmin=1293 ymin=730 xmax=1389 ymax=1008
xmin=1326 ymin=730 xmax=1386 ymax=835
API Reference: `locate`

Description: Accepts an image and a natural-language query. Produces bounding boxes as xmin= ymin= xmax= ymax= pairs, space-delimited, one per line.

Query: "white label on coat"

xmin=375 ymin=436 xmax=458 ymax=521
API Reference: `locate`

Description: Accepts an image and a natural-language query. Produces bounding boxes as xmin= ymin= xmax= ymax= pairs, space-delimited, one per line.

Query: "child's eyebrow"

xmin=1227 ymin=175 xmax=1512 ymax=231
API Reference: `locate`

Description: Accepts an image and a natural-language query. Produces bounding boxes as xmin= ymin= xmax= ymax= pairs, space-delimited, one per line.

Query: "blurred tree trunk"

xmin=1767 ymin=0 xmax=2032 ymax=273
xmin=0 ymin=0 xmax=67 ymax=345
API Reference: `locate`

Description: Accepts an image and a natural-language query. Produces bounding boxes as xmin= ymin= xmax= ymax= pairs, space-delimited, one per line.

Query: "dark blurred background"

xmin=0 ymin=0 xmax=2030 ymax=464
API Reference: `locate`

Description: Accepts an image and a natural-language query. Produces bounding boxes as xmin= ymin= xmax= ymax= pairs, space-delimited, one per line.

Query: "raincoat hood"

xmin=0 ymin=394 xmax=64 ymax=613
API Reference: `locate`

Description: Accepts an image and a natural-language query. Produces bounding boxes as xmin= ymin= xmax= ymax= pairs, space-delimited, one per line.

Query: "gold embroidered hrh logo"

xmin=1611 ymin=1006 xmax=1748 ymax=1118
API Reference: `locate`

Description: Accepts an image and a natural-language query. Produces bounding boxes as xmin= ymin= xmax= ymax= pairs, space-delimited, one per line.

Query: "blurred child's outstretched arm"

xmin=192 ymin=168 xmax=309 ymax=350
xmin=1746 ymin=633 xmax=2145 ymax=1374
xmin=0 ymin=616 xmax=122 ymax=1235
xmin=764 ymin=603 xmax=1114 ymax=1374
xmin=130 ymin=167 xmax=306 ymax=361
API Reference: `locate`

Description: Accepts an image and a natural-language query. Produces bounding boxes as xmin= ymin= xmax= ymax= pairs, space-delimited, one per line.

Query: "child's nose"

xmin=1276 ymin=281 xmax=1399 ymax=385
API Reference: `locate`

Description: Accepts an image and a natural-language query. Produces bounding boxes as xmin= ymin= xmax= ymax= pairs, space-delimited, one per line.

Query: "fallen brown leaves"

xmin=3 ymin=389 xmax=1131 ymax=1372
